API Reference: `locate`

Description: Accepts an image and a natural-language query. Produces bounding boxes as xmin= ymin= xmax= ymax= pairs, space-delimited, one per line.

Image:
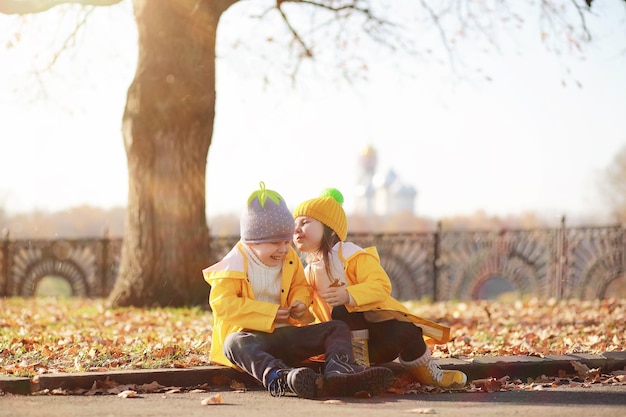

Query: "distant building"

xmin=354 ymin=145 xmax=417 ymax=216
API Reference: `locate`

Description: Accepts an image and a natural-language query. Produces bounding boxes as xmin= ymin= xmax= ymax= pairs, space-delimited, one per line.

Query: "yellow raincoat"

xmin=306 ymin=242 xmax=451 ymax=345
xmin=202 ymin=242 xmax=314 ymax=367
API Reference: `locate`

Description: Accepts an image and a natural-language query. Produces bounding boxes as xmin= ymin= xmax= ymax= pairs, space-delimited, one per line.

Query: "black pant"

xmin=223 ymin=320 xmax=353 ymax=387
xmin=332 ymin=305 xmax=426 ymax=364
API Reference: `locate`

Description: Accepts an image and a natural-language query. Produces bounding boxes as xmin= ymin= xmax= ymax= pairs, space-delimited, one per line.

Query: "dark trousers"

xmin=223 ymin=320 xmax=352 ymax=387
xmin=332 ymin=305 xmax=426 ymax=364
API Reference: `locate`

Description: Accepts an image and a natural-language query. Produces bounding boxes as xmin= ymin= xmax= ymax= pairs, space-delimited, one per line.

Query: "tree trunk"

xmin=107 ymin=0 xmax=232 ymax=307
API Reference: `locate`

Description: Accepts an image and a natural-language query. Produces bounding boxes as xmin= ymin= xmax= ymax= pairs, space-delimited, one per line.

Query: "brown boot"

xmin=400 ymin=349 xmax=467 ymax=389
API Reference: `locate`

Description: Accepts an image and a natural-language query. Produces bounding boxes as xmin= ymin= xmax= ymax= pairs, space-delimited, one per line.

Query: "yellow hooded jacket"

xmin=202 ymin=242 xmax=314 ymax=367
xmin=306 ymin=242 xmax=451 ymax=345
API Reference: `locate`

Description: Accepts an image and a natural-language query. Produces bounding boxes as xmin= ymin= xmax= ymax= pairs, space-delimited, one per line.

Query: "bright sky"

xmin=1 ymin=1 xmax=625 ymax=224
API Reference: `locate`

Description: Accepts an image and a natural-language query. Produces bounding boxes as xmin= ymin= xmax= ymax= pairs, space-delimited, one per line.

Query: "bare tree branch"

xmin=235 ymin=0 xmax=619 ymax=89
xmin=43 ymin=5 xmax=94 ymax=70
xmin=418 ymin=0 xmax=457 ymax=72
xmin=0 ymin=0 xmax=121 ymax=14
xmin=276 ymin=4 xmax=314 ymax=58
xmin=286 ymin=0 xmax=375 ymax=17
xmin=570 ymin=0 xmax=592 ymax=42
xmin=540 ymin=0 xmax=591 ymax=52
xmin=275 ymin=0 xmax=400 ymax=57
xmin=270 ymin=0 xmax=412 ymax=85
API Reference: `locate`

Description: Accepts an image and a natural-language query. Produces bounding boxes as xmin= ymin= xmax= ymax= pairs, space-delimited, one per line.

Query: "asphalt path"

xmin=2 ymin=385 xmax=625 ymax=417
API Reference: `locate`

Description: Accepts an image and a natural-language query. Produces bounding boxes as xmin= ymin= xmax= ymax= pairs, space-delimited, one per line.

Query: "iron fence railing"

xmin=1 ymin=221 xmax=624 ymax=300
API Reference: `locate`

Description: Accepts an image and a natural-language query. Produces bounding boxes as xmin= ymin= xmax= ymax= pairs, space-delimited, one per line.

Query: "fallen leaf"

xmin=108 ymin=384 xmax=137 ymax=394
xmin=405 ymin=408 xmax=437 ymax=414
xmin=321 ymin=399 xmax=346 ymax=405
xmin=570 ymin=361 xmax=600 ymax=379
xmin=201 ymin=393 xmax=222 ymax=405
xmin=230 ymin=380 xmax=246 ymax=390
xmin=136 ymin=381 xmax=165 ymax=393
xmin=117 ymin=390 xmax=139 ymax=398
xmin=472 ymin=376 xmax=508 ymax=392
xmin=51 ymin=388 xmax=68 ymax=395
xmin=165 ymin=388 xmax=181 ymax=394
xmin=94 ymin=377 xmax=119 ymax=390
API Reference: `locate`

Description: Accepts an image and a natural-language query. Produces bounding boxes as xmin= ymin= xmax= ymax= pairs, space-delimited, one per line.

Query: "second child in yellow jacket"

xmin=293 ymin=188 xmax=467 ymax=390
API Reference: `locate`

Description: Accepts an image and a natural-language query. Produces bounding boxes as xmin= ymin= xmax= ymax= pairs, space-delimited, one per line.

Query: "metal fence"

xmin=1 ymin=221 xmax=624 ymax=300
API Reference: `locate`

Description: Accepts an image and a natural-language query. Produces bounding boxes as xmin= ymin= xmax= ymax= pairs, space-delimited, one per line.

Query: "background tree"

xmin=1 ymin=0 xmax=623 ymax=307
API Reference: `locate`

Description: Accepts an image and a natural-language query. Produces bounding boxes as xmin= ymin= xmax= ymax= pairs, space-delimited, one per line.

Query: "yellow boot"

xmin=400 ymin=349 xmax=467 ymax=389
xmin=351 ymin=329 xmax=370 ymax=367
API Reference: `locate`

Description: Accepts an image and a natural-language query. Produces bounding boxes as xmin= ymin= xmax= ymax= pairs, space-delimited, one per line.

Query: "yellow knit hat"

xmin=293 ymin=188 xmax=348 ymax=241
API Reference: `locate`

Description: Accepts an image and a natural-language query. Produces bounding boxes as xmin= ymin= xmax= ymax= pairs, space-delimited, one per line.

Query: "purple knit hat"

xmin=240 ymin=182 xmax=295 ymax=243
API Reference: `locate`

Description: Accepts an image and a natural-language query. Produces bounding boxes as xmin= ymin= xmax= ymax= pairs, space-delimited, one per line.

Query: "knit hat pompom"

xmin=320 ymin=188 xmax=344 ymax=205
xmin=240 ymin=182 xmax=295 ymax=243
xmin=293 ymin=187 xmax=348 ymax=241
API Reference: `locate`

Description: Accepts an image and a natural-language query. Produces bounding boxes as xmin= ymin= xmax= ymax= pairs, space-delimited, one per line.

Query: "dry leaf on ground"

xmin=117 ymin=390 xmax=138 ymax=398
xmin=1 ymin=297 xmax=624 ymax=397
xmin=200 ymin=393 xmax=222 ymax=405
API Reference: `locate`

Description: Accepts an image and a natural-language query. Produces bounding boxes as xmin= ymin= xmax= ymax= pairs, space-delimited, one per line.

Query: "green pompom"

xmin=320 ymin=188 xmax=344 ymax=205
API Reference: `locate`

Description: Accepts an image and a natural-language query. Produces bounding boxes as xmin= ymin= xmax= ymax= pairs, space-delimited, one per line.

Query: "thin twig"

xmin=418 ymin=0 xmax=456 ymax=73
xmin=42 ymin=6 xmax=95 ymax=71
xmin=276 ymin=4 xmax=314 ymax=57
xmin=570 ymin=0 xmax=592 ymax=42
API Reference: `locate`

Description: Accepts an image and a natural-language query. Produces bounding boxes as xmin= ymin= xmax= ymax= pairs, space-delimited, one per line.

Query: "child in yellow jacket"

xmin=203 ymin=182 xmax=394 ymax=398
xmin=293 ymin=188 xmax=467 ymax=390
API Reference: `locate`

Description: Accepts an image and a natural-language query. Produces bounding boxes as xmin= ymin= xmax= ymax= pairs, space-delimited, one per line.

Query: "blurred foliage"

xmin=602 ymin=144 xmax=626 ymax=223
xmin=0 ymin=203 xmax=618 ymax=240
xmin=34 ymin=276 xmax=73 ymax=298
xmin=1 ymin=205 xmax=125 ymax=239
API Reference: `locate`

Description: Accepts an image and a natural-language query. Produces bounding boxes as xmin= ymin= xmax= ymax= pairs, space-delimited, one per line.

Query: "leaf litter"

xmin=1 ymin=297 xmax=624 ymax=398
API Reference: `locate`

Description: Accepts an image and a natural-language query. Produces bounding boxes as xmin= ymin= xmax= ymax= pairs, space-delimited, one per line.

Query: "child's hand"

xmin=289 ymin=301 xmax=306 ymax=319
xmin=274 ymin=307 xmax=291 ymax=324
xmin=319 ymin=287 xmax=350 ymax=307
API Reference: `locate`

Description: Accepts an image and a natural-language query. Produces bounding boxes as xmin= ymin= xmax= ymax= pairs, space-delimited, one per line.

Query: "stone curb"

xmin=436 ymin=351 xmax=626 ymax=381
xmin=1 ymin=352 xmax=625 ymax=396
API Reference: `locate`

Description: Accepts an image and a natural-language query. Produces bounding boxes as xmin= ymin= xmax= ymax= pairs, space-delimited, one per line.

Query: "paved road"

xmin=2 ymin=352 xmax=625 ymax=416
xmin=2 ymin=385 xmax=626 ymax=417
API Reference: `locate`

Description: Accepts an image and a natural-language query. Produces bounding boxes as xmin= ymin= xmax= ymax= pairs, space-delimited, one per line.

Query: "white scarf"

xmin=242 ymin=244 xmax=282 ymax=305
xmin=308 ymin=242 xmax=347 ymax=292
